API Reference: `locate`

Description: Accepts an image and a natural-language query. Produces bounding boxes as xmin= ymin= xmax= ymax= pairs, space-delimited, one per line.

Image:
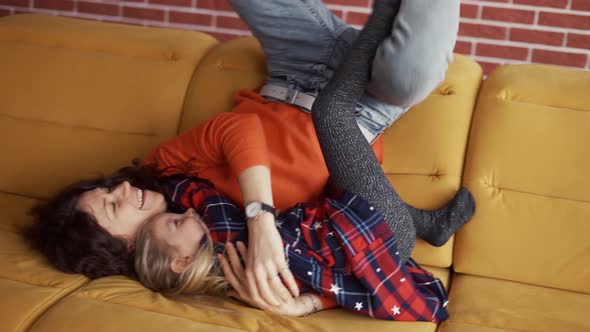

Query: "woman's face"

xmin=150 ymin=208 xmax=209 ymax=261
xmin=76 ymin=181 xmax=167 ymax=242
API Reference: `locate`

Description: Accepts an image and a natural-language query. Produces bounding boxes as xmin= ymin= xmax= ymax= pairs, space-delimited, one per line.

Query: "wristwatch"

xmin=245 ymin=201 xmax=278 ymax=220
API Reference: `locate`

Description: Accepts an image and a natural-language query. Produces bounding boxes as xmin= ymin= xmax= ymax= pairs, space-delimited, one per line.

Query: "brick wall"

xmin=0 ymin=0 xmax=588 ymax=75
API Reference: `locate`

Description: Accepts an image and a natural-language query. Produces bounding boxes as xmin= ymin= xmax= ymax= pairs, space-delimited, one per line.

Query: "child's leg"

xmin=312 ymin=0 xmax=417 ymax=262
xmin=312 ymin=0 xmax=474 ymax=261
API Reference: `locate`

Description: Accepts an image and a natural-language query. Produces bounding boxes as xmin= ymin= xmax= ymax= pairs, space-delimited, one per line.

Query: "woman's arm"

xmin=238 ymin=166 xmax=300 ymax=306
xmin=144 ymin=112 xmax=271 ymax=177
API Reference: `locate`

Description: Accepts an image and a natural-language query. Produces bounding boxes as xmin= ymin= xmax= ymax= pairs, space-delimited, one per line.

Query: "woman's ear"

xmin=170 ymin=256 xmax=191 ymax=274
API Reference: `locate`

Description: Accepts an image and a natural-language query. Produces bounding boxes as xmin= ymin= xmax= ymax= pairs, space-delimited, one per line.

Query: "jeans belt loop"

xmin=260 ymin=84 xmax=316 ymax=112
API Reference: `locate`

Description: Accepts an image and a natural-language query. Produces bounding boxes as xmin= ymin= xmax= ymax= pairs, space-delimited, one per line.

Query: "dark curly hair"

xmin=25 ymin=162 xmax=165 ymax=279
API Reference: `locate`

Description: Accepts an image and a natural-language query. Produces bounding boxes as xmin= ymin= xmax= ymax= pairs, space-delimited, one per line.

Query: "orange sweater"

xmin=145 ymin=89 xmax=384 ymax=210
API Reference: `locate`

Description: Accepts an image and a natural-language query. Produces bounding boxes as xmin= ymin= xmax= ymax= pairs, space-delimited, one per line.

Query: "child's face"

xmin=150 ymin=208 xmax=209 ymax=262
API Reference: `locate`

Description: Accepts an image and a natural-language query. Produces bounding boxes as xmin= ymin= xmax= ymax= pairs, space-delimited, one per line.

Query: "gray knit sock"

xmin=311 ymin=0 xmax=418 ymax=262
xmin=408 ymin=187 xmax=475 ymax=247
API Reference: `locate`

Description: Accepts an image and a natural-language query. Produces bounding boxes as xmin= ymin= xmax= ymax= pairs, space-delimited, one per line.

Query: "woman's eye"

xmin=112 ymin=203 xmax=116 ymax=215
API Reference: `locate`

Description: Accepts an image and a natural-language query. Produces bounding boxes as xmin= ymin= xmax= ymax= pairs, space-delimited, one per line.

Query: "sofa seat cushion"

xmin=438 ymin=273 xmax=590 ymax=332
xmin=0 ymin=193 xmax=88 ymax=332
xmin=27 ymin=266 xmax=448 ymax=332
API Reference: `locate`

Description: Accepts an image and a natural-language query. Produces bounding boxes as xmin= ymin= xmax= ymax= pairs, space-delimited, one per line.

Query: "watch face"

xmin=246 ymin=202 xmax=261 ymax=218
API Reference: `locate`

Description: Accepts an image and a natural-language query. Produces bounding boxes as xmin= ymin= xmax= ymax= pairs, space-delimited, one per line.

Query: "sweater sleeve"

xmin=144 ymin=112 xmax=271 ymax=177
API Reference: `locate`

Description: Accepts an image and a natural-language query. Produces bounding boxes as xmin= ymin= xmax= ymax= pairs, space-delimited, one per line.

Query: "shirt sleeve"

xmin=159 ymin=176 xmax=247 ymax=243
xmin=144 ymin=112 xmax=271 ymax=177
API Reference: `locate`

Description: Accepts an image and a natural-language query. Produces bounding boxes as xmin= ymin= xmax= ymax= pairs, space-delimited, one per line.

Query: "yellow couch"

xmin=0 ymin=14 xmax=588 ymax=332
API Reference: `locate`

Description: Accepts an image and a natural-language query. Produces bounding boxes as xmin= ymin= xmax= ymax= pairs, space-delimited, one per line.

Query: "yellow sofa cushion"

xmin=455 ymin=64 xmax=590 ymax=293
xmin=0 ymin=193 xmax=88 ymax=332
xmin=0 ymin=14 xmax=217 ymax=199
xmin=180 ymin=37 xmax=484 ymax=268
xmin=26 ymin=268 xmax=449 ymax=332
xmin=438 ymin=273 xmax=590 ymax=332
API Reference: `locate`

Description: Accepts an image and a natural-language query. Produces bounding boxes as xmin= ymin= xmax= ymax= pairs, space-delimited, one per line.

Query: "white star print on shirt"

xmin=392 ymin=305 xmax=401 ymax=315
xmin=355 ymin=302 xmax=363 ymax=311
xmin=330 ymin=283 xmax=342 ymax=295
xmin=313 ymin=221 xmax=322 ymax=230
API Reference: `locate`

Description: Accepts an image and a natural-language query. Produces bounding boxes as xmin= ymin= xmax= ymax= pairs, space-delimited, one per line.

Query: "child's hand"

xmin=219 ymin=242 xmax=309 ymax=316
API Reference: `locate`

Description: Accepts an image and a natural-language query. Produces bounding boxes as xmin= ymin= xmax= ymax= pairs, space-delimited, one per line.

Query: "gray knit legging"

xmin=311 ymin=0 xmax=418 ymax=262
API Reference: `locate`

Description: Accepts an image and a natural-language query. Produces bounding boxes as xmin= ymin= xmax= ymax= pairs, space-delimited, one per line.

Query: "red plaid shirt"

xmin=161 ymin=176 xmax=449 ymax=322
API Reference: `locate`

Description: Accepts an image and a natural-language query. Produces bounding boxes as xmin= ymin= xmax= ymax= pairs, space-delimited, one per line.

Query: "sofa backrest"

xmin=179 ymin=37 xmax=484 ymax=268
xmin=455 ymin=64 xmax=590 ymax=294
xmin=0 ymin=14 xmax=217 ymax=199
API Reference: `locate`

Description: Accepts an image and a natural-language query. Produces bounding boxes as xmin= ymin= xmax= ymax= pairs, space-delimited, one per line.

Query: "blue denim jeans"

xmin=229 ymin=0 xmax=459 ymax=141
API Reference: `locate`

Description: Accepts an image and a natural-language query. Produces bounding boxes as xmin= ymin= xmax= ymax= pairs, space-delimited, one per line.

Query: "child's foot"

xmin=407 ymin=187 xmax=475 ymax=247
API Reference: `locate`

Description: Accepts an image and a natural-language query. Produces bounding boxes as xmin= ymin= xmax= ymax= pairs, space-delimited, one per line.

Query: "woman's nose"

xmin=121 ymin=181 xmax=131 ymax=196
xmin=113 ymin=181 xmax=131 ymax=198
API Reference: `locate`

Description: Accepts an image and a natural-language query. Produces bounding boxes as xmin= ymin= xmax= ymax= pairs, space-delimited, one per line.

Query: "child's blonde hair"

xmin=134 ymin=218 xmax=228 ymax=297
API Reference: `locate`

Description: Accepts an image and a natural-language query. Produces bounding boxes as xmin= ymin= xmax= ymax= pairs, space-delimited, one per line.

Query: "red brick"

xmin=78 ymin=2 xmax=119 ymax=16
xmin=123 ymin=6 xmax=164 ymax=21
xmin=510 ymin=28 xmax=564 ymax=46
xmin=169 ymin=11 xmax=211 ymax=25
xmin=0 ymin=9 xmax=11 ymax=16
xmin=331 ymin=9 xmax=344 ymax=20
xmin=476 ymin=43 xmax=529 ymax=60
xmin=461 ymin=3 xmax=479 ymax=19
xmin=567 ymin=33 xmax=590 ymax=49
xmin=216 ymin=15 xmax=248 ymax=30
xmin=572 ymin=0 xmax=590 ymax=11
xmin=478 ymin=61 xmax=502 ymax=76
xmin=532 ymin=49 xmax=588 ymax=67
xmin=538 ymin=12 xmax=590 ymax=30
xmin=484 ymin=0 xmax=510 ymax=2
xmin=459 ymin=22 xmax=507 ymax=40
xmin=346 ymin=11 xmax=368 ymax=25
xmin=454 ymin=40 xmax=473 ymax=55
xmin=209 ymin=31 xmax=242 ymax=42
xmin=149 ymin=0 xmax=191 ymax=6
xmin=482 ymin=6 xmax=535 ymax=24
xmin=197 ymin=0 xmax=233 ymax=11
xmin=513 ymin=0 xmax=568 ymax=8
xmin=34 ymin=0 xmax=74 ymax=11
xmin=0 ymin=0 xmax=28 ymax=6
xmin=324 ymin=0 xmax=369 ymax=6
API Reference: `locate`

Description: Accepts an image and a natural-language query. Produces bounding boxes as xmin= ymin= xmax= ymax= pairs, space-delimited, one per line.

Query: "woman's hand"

xmin=219 ymin=241 xmax=308 ymax=316
xmin=246 ymin=214 xmax=299 ymax=307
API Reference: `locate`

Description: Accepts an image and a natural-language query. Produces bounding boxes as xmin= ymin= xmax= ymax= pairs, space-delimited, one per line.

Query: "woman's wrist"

xmin=247 ymin=211 xmax=276 ymax=228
